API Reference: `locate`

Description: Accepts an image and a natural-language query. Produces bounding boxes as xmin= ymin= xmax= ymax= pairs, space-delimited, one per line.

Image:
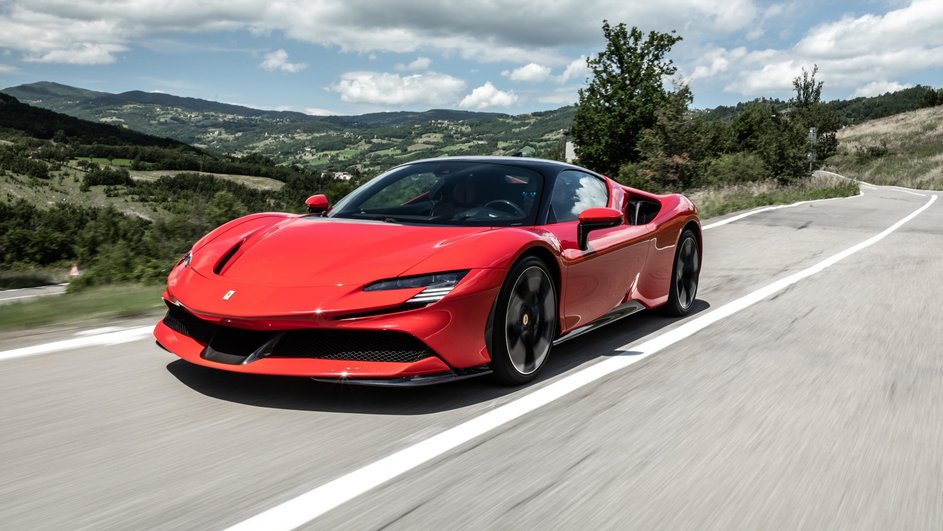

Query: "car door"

xmin=543 ymin=170 xmax=654 ymax=332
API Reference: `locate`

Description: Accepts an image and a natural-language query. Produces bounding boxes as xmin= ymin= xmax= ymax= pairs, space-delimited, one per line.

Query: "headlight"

xmin=364 ymin=270 xmax=468 ymax=304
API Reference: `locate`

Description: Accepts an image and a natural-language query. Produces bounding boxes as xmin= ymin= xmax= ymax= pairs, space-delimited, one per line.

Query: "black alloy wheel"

xmin=662 ymin=229 xmax=700 ymax=316
xmin=490 ymin=257 xmax=557 ymax=385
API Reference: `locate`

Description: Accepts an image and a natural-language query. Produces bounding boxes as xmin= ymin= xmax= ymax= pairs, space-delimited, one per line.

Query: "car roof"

xmin=401 ymin=155 xmax=602 ymax=177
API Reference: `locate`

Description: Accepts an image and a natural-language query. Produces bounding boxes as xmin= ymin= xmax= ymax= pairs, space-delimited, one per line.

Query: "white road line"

xmin=702 ymin=191 xmax=864 ymax=231
xmin=881 ymin=186 xmax=926 ymax=197
xmin=226 ymin=195 xmax=937 ymax=531
xmin=0 ymin=326 xmax=154 ymax=362
xmin=74 ymin=326 xmax=130 ymax=336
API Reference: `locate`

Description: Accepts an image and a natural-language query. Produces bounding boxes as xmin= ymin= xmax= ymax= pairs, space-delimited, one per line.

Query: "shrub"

xmin=703 ymin=152 xmax=768 ymax=186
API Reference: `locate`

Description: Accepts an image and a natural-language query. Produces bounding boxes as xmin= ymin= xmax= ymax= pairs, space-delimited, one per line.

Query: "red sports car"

xmin=154 ymin=157 xmax=700 ymax=385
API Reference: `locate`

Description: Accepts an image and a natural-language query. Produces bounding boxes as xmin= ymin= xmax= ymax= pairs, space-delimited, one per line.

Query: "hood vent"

xmin=213 ymin=239 xmax=244 ymax=275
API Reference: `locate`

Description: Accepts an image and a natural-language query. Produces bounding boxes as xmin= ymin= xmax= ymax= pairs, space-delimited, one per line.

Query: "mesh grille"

xmin=162 ymin=304 xmax=216 ymax=344
xmin=273 ymin=329 xmax=433 ymax=363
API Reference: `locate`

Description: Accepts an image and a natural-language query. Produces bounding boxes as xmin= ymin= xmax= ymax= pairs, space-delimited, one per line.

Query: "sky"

xmin=0 ymin=0 xmax=941 ymax=115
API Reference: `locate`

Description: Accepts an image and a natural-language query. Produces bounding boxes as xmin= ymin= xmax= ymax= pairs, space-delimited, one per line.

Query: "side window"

xmin=548 ymin=170 xmax=609 ymax=223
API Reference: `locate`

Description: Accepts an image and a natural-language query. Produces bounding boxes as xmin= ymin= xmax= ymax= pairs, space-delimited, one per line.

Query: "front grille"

xmin=162 ymin=303 xmax=434 ymax=364
xmin=163 ymin=303 xmax=216 ymax=344
xmin=273 ymin=329 xmax=433 ymax=363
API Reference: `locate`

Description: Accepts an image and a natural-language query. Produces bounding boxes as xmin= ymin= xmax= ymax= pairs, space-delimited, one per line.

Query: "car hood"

xmin=192 ymin=216 xmax=492 ymax=287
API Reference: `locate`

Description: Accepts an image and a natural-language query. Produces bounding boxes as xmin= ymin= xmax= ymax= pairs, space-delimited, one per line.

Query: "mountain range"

xmin=1 ymin=82 xmax=573 ymax=172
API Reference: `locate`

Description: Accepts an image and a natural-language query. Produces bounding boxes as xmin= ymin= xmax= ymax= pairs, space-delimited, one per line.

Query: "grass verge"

xmin=688 ymin=173 xmax=860 ymax=219
xmin=0 ymin=283 xmax=165 ymax=331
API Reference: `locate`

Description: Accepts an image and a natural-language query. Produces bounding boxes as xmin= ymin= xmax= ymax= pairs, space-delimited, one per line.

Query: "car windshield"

xmin=329 ymin=161 xmax=544 ymax=226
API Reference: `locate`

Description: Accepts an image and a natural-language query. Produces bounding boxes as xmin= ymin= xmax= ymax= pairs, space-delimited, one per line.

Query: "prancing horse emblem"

xmin=222 ymin=290 xmax=236 ymax=300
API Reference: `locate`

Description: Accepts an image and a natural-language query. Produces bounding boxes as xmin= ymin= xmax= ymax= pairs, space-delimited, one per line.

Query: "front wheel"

xmin=661 ymin=229 xmax=700 ymax=316
xmin=490 ymin=257 xmax=557 ymax=385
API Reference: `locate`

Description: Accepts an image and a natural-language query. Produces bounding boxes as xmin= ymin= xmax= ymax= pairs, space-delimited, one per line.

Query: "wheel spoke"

xmin=523 ymin=341 xmax=536 ymax=372
xmin=525 ymin=271 xmax=541 ymax=294
xmin=507 ymin=333 xmax=526 ymax=368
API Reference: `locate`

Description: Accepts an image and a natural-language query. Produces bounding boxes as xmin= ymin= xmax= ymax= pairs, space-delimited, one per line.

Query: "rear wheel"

xmin=490 ymin=257 xmax=556 ymax=385
xmin=661 ymin=229 xmax=700 ymax=316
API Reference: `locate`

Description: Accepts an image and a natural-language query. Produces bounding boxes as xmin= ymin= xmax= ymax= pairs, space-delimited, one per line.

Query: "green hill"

xmin=701 ymin=85 xmax=937 ymax=126
xmin=826 ymin=104 xmax=943 ymax=189
xmin=0 ymin=92 xmax=190 ymax=148
xmin=2 ymin=81 xmax=574 ymax=172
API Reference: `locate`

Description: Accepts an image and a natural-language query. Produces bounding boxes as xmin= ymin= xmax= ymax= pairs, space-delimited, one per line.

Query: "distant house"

xmin=322 ymin=171 xmax=353 ymax=181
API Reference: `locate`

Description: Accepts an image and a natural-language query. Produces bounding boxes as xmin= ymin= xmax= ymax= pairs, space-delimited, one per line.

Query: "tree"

xmin=790 ymin=65 xmax=840 ymax=162
xmin=571 ymin=21 xmax=682 ymax=176
xmin=921 ymin=88 xmax=943 ymax=108
xmin=626 ymin=85 xmax=699 ymax=190
xmin=731 ymin=103 xmax=805 ymax=183
xmin=207 ymin=190 xmax=248 ymax=226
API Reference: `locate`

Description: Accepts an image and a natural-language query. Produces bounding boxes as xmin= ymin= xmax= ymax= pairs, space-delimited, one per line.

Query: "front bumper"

xmin=154 ymin=273 xmax=503 ymax=382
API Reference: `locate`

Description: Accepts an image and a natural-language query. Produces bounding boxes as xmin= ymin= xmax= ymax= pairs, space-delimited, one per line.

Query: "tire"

xmin=661 ymin=229 xmax=700 ymax=317
xmin=490 ymin=257 xmax=557 ymax=385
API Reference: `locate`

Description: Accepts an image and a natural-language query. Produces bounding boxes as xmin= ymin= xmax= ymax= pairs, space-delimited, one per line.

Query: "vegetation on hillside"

xmin=826 ymin=105 xmax=943 ymax=189
xmin=705 ymin=85 xmax=940 ymax=126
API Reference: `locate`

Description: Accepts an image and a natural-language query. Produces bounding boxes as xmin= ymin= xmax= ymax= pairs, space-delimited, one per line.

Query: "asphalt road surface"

xmin=1 ymin=183 xmax=942 ymax=530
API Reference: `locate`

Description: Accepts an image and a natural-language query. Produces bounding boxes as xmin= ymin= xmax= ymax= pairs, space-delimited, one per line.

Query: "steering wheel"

xmin=483 ymin=199 xmax=526 ymax=217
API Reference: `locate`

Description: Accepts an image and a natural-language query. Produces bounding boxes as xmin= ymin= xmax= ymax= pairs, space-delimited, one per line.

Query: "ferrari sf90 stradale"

xmin=154 ymin=157 xmax=701 ymax=385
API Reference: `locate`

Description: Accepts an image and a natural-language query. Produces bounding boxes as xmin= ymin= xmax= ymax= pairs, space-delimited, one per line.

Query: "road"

xmin=1 ymin=183 xmax=942 ymax=530
xmin=0 ymin=283 xmax=67 ymax=305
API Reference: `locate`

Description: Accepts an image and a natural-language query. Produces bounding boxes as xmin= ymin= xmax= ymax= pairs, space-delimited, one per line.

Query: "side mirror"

xmin=305 ymin=194 xmax=330 ymax=215
xmin=577 ymin=207 xmax=623 ymax=250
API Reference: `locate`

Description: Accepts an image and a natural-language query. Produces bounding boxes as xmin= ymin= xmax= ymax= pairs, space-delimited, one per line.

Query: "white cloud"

xmin=330 ymin=71 xmax=466 ymax=107
xmin=559 ymin=56 xmax=590 ymax=83
xmin=851 ymin=80 xmax=914 ymax=98
xmin=503 ymin=63 xmax=551 ymax=82
xmin=305 ymin=107 xmax=340 ymax=116
xmin=0 ymin=63 xmax=21 ymax=73
xmin=0 ymin=0 xmax=764 ymax=66
xmin=394 ymin=56 xmax=431 ymax=71
xmin=24 ymin=43 xmax=127 ymax=64
xmin=688 ymin=47 xmax=746 ymax=81
xmin=795 ymin=0 xmax=943 ymax=58
xmin=718 ymin=0 xmax=943 ymax=96
xmin=259 ymin=49 xmax=306 ymax=73
xmin=459 ymin=82 xmax=518 ymax=109
xmin=536 ymin=86 xmax=580 ymax=105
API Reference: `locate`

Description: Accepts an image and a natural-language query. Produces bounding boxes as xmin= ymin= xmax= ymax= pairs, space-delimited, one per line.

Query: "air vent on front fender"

xmin=213 ymin=239 xmax=244 ymax=275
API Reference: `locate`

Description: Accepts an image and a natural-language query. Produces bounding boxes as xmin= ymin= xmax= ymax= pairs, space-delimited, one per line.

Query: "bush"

xmin=82 ymin=167 xmax=133 ymax=187
xmin=703 ymin=152 xmax=768 ymax=186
